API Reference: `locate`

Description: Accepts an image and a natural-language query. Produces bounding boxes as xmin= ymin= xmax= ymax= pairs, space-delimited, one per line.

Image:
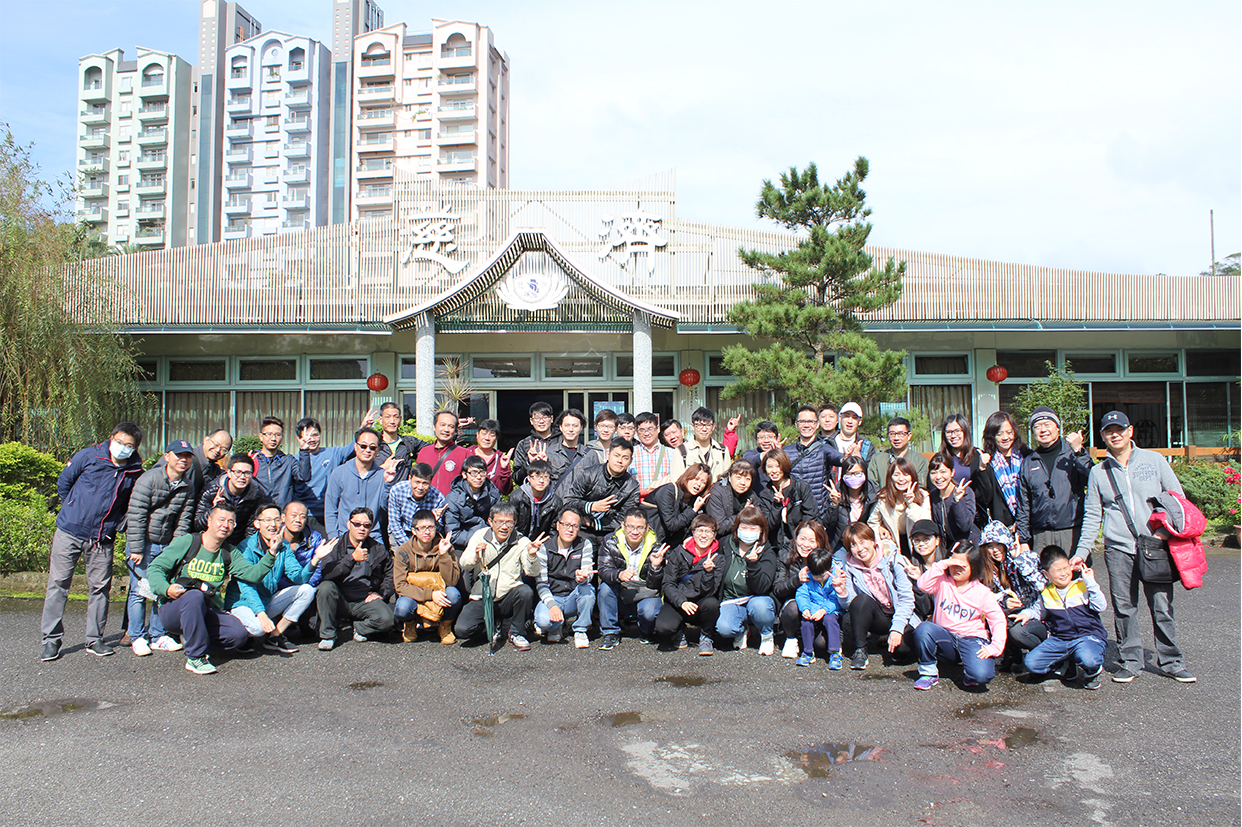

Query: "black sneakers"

xmin=40 ymin=640 xmax=62 ymax=662
xmin=85 ymin=641 xmax=115 ymax=657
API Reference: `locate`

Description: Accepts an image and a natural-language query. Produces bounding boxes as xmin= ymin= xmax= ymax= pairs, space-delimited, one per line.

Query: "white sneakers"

xmin=151 ymin=635 xmax=183 ymax=652
xmin=758 ymin=636 xmax=775 ymax=657
xmin=782 ymin=639 xmax=800 ymax=659
xmin=131 ymin=637 xmax=152 ymax=657
xmin=734 ymin=632 xmax=748 ymax=651
xmin=574 ymin=632 xmax=590 ymax=649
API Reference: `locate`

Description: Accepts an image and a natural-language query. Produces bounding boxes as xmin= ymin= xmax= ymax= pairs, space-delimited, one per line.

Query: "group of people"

xmin=38 ymin=398 xmax=1198 ymax=690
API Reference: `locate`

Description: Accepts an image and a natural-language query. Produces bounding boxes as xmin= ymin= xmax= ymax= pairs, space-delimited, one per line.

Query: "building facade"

xmin=329 ymin=0 xmax=386 ymax=224
xmin=188 ymin=0 xmax=262 ymax=246
xmin=76 ymin=48 xmax=192 ymax=249
xmin=220 ymin=32 xmax=332 ymax=238
xmin=349 ymin=20 xmax=510 ymax=221
xmin=88 ymin=178 xmax=1240 ymax=453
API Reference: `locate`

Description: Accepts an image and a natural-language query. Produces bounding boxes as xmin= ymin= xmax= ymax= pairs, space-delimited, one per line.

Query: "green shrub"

xmin=232 ymin=435 xmax=261 ymax=455
xmin=0 ymin=442 xmax=63 ymax=501
xmin=1170 ymin=459 xmax=1241 ymax=527
xmin=0 ymin=490 xmax=56 ymax=574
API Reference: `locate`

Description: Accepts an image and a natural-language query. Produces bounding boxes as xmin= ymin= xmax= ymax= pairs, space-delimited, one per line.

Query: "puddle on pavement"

xmin=1003 ymin=727 xmax=1041 ymax=748
xmin=1 ymin=698 xmax=114 ymax=720
xmin=858 ymin=673 xmax=898 ymax=681
xmin=347 ymin=680 xmax=384 ymax=691
xmin=470 ymin=713 xmax=527 ymax=736
xmin=607 ymin=711 xmax=645 ymax=727
xmin=654 ymin=675 xmax=711 ymax=687
xmin=953 ymin=700 xmax=1005 ymax=718
xmin=785 ymin=742 xmax=882 ymax=777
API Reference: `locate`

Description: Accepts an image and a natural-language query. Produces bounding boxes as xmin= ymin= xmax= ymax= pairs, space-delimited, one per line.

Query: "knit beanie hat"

xmin=1028 ymin=406 xmax=1060 ymax=429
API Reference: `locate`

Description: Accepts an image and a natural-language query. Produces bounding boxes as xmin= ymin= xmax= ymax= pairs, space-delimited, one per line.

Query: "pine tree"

xmin=721 ymin=158 xmax=907 ymax=418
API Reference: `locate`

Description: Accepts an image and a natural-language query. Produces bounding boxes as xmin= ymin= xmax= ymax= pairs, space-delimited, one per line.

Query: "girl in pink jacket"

xmin=910 ymin=543 xmax=1007 ymax=690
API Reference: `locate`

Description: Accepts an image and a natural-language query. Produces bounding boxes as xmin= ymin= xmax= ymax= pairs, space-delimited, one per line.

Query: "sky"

xmin=2 ymin=0 xmax=1238 ymax=276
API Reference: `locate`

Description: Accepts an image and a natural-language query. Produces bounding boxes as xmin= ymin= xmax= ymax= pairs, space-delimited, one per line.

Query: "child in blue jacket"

xmin=794 ymin=548 xmax=849 ymax=669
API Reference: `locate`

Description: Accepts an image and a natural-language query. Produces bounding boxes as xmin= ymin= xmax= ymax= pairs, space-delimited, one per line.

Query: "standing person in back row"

xmin=416 ymin=411 xmax=473 ymax=495
xmin=40 ymin=423 xmax=145 ymax=662
xmin=1073 ymin=411 xmax=1194 ymax=684
xmin=786 ymin=405 xmax=850 ymax=524
xmin=684 ymin=407 xmax=732 ymax=482
xmin=867 ymin=417 xmax=929 ymax=492
xmin=513 ymin=402 xmax=558 ymax=487
xmin=1015 ymin=406 xmax=1091 ymax=556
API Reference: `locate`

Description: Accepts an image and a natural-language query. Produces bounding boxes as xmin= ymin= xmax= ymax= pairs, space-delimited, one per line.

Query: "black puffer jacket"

xmin=193 ymin=476 xmax=271 ymax=546
xmin=562 ymin=462 xmax=640 ymax=537
xmin=126 ymin=465 xmax=196 ymax=552
xmin=756 ymin=477 xmax=816 ymax=554
xmin=509 ymin=482 xmax=562 ymax=541
xmin=662 ymin=540 xmax=725 ymax=607
xmin=772 ymin=554 xmax=809 ymax=604
xmin=646 ymin=482 xmax=702 ymax=547
xmin=703 ymin=479 xmax=758 ymax=537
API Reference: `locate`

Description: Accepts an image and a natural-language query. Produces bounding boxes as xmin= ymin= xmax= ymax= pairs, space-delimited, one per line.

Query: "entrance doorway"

xmin=494 ymin=389 xmax=563 ymax=448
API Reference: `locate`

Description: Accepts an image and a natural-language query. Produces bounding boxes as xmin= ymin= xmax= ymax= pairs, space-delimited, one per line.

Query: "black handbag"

xmin=1105 ymin=465 xmax=1176 ymax=584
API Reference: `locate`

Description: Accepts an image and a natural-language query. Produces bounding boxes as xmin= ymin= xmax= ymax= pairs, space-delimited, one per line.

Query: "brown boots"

xmin=402 ymin=621 xmax=420 ymax=643
xmin=438 ymin=618 xmax=456 ymax=645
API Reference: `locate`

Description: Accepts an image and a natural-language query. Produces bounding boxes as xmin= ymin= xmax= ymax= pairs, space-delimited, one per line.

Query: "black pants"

xmin=316 ymin=581 xmax=396 ymax=640
xmin=653 ymin=596 xmax=721 ymax=642
xmin=848 ymin=591 xmax=914 ymax=656
xmin=454 ymin=584 xmax=534 ymax=642
xmin=1007 ymin=616 xmax=1048 ymax=654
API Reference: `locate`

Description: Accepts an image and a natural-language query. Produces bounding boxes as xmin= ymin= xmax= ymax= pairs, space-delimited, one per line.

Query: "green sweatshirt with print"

xmin=148 ymin=532 xmax=277 ymax=609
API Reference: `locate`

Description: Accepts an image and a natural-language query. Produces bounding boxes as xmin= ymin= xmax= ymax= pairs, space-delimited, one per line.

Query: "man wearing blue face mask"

xmin=40 ymin=422 xmax=146 ymax=662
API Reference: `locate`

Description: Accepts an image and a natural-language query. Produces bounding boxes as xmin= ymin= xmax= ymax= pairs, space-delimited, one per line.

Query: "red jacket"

xmin=1147 ymin=491 xmax=1207 ymax=589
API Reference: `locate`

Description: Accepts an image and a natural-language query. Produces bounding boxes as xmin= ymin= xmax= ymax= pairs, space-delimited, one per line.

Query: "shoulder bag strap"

xmin=1104 ymin=464 xmax=1140 ymax=540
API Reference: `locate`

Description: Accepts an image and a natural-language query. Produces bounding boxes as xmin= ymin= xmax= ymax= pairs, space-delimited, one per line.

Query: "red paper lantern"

xmin=679 ymin=368 xmax=701 ymax=388
xmin=986 ymin=364 xmax=1009 ymax=384
xmin=366 ymin=372 xmax=389 ymax=392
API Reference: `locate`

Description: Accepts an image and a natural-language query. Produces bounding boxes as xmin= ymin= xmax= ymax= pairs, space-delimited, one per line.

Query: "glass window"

xmin=1064 ymin=353 xmax=1117 ymax=374
xmin=473 ymin=357 xmax=531 ymax=379
xmin=168 ymin=360 xmax=225 ymax=382
xmin=1185 ymin=350 xmax=1235 ymax=377
xmin=1185 ymin=382 xmax=1230 ymax=448
xmin=400 ymin=357 xmax=417 ymax=380
xmin=996 ymin=350 xmax=1056 ymax=378
xmin=239 ymin=359 xmax=297 ymax=381
xmin=914 ymin=355 xmax=969 ymax=376
xmin=617 ymin=354 xmax=675 ymax=378
xmin=707 ymin=355 xmax=732 ymax=376
xmin=545 ymin=357 xmax=603 ymax=379
xmin=1127 ymin=353 xmax=1179 ymax=374
xmin=308 ymin=358 xmax=367 ymax=381
xmin=135 ymin=360 xmax=158 ymax=382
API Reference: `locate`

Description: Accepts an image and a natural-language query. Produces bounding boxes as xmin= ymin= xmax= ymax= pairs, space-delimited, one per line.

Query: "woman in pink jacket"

xmin=911 ymin=543 xmax=1007 ymax=690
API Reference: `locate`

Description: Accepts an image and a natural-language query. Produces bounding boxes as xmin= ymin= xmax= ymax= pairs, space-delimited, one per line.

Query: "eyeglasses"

xmin=692 ymin=527 xmax=716 ymax=535
xmin=413 ymin=524 xmax=437 ymax=533
xmin=205 ymin=436 xmax=230 ymax=454
xmin=796 ymin=419 xmax=817 ymax=425
xmin=491 ymin=520 xmax=515 ymax=528
xmin=944 ymin=427 xmax=964 ymax=436
xmin=888 ymin=429 xmax=909 ymax=437
xmin=530 ymin=414 xmax=552 ymax=422
xmin=464 ymin=468 xmax=487 ymax=477
xmin=228 ymin=468 xmax=252 ymax=476
xmin=348 ymin=519 xmax=373 ymax=529
xmin=911 ymin=535 xmax=937 ymax=545
xmin=556 ymin=520 xmax=581 ymax=529
xmin=355 ymin=443 xmax=379 ymax=453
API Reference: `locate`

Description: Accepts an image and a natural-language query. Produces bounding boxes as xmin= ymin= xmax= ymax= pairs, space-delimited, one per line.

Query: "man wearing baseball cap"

xmin=1014 ymin=405 xmax=1093 ymax=558
xmin=122 ymin=440 xmax=199 ymax=656
xmin=1073 ymin=411 xmax=1194 ymax=683
xmin=832 ymin=403 xmax=876 ymax=482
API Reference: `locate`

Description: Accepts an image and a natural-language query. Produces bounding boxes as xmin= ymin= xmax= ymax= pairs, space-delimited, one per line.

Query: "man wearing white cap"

xmin=832 ymin=403 xmax=875 ymax=483
xmin=1073 ymin=410 xmax=1194 ymax=684
xmin=1014 ymin=405 xmax=1092 ymax=557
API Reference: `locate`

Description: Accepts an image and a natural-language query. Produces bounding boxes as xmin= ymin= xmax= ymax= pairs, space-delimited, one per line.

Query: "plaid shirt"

xmin=632 ymin=441 xmax=674 ymax=491
xmin=386 ymin=481 xmax=447 ymax=548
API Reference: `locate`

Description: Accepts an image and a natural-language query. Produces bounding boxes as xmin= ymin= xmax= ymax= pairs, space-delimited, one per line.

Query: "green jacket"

xmin=148 ymin=532 xmax=277 ymax=610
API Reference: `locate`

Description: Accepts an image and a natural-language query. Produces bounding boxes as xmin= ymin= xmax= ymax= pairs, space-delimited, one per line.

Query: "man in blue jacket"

xmin=41 ymin=422 xmax=145 ymax=662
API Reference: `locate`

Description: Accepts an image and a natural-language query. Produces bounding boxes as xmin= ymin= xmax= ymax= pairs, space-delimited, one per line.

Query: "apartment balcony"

xmin=135 ymin=155 xmax=167 ymax=171
xmin=437 ymin=48 xmax=475 ymax=71
xmin=355 ymin=160 xmax=393 ymax=179
xmin=139 ymin=78 xmax=168 ymax=98
xmin=284 ymin=90 xmax=312 ymax=108
xmin=137 ymin=129 xmax=168 ymax=146
xmin=283 ymin=117 xmax=311 ymax=133
xmin=285 ymin=61 xmax=311 ymax=85
xmin=437 ymin=155 xmax=476 ymax=171
xmin=438 ymin=76 xmax=476 ymax=93
xmin=226 ymin=95 xmax=253 ymax=113
xmin=81 ymin=81 xmax=107 ymax=103
xmin=78 ymin=157 xmax=109 ymax=175
xmin=356 ymin=84 xmax=395 ymax=103
xmin=224 ymin=172 xmax=253 ymax=189
xmin=138 ymin=104 xmax=169 ymax=122
xmin=115 ymin=203 xmax=129 ymax=218
xmin=281 ymin=194 xmax=309 ymax=209
xmin=437 ymin=129 xmax=476 ymax=145
xmin=223 ymin=198 xmax=250 ymax=214
xmin=79 ymin=207 xmax=108 ymax=224
xmin=80 ymin=181 xmax=109 ymax=199
xmin=135 ymin=179 xmax=166 ymax=196
xmin=80 ymin=132 xmax=110 ymax=150
xmin=227 ymin=70 xmax=250 ymax=90
xmin=79 ymin=106 xmax=109 ymax=125
xmin=115 ymin=179 xmax=129 ymax=193
xmin=225 ymin=146 xmax=253 ymax=165
xmin=135 ymin=203 xmax=166 ymax=219
xmin=356 ymin=135 xmax=393 ymax=153
xmin=357 ymin=57 xmax=394 ymax=80
xmin=354 ymin=188 xmax=393 ymax=205
xmin=282 ymin=141 xmax=311 ymax=157
xmin=281 ymin=218 xmax=310 ymax=231
xmin=135 ymin=226 xmax=165 ymax=244
xmin=284 ymin=167 xmax=310 ymax=184
xmin=357 ymin=109 xmax=395 ymax=129
xmin=436 ymin=102 xmax=476 ymax=120
xmin=222 ymin=223 xmax=252 ymax=239
xmin=225 ymin=120 xmax=254 ymax=139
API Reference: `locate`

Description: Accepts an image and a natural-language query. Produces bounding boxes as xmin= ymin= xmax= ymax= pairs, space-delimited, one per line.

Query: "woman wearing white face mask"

xmin=823 ymin=456 xmax=878 ymax=550
xmin=713 ymin=505 xmax=780 ymax=656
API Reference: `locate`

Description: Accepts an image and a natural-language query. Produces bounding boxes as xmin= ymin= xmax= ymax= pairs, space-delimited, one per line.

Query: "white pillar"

xmin=633 ymin=310 xmax=653 ymax=415
xmin=974 ymin=347 xmax=1000 ymax=436
xmin=415 ymin=313 xmax=437 ymax=436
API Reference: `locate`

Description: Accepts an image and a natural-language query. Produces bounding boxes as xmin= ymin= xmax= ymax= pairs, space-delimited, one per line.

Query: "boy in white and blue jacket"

xmin=794 ymin=548 xmax=849 ymax=669
xmin=1015 ymin=545 xmax=1108 ymax=690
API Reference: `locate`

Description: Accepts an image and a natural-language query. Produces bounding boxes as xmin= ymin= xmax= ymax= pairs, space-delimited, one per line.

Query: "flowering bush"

xmin=1171 ymin=460 xmax=1242 ymax=528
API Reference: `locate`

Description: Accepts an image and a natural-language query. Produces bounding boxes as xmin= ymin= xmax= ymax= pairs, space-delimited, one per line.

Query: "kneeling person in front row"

xmin=455 ymin=503 xmax=538 ymax=651
xmin=1015 ymin=546 xmax=1108 ymax=690
xmin=315 ymin=507 xmax=395 ymax=650
xmin=147 ymin=503 xmax=280 ymax=675
xmin=392 ymin=509 xmax=462 ymax=644
xmin=533 ymin=505 xmax=596 ymax=648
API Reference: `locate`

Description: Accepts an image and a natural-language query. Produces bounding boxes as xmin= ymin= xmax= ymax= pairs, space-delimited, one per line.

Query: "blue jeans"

xmin=597 ymin=580 xmax=661 ymax=636
xmin=534 ymin=583 xmax=596 ymax=635
xmin=716 ymin=596 xmax=777 ymax=639
xmin=127 ymin=542 xmax=168 ymax=642
xmin=913 ymin=621 xmax=997 ymax=685
xmin=393 ymin=586 xmax=462 ymax=623
xmin=1024 ymin=634 xmax=1106 ymax=675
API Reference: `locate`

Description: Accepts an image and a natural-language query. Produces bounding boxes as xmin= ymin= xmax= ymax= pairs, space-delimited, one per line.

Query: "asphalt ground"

xmin=1 ymin=551 xmax=1238 ymax=827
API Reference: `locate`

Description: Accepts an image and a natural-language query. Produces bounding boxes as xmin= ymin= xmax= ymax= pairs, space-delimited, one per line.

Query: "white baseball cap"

xmin=839 ymin=402 xmax=863 ymax=419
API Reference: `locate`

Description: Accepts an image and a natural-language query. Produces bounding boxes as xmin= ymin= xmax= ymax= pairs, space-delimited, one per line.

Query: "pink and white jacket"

xmin=916 ymin=559 xmax=1008 ymax=656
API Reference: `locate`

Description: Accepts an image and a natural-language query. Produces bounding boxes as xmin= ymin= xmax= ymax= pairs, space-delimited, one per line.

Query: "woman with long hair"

xmin=927 ymin=452 xmax=979 ymax=547
xmin=938 ymin=413 xmax=981 ymax=486
xmin=704 ymin=458 xmax=759 ymax=536
xmin=975 ymin=411 xmax=1030 ymax=528
xmin=835 ymin=522 xmax=918 ymax=670
xmin=772 ymin=520 xmax=831 ymax=659
xmin=868 ymin=457 xmax=931 ymax=557
xmin=647 ymin=463 xmax=713 ymax=547
xmin=823 ymin=455 xmax=878 ymax=550
xmin=757 ymin=449 xmax=816 ymax=554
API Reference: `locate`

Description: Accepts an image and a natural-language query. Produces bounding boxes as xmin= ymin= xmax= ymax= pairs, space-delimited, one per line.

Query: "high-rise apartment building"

xmin=330 ymin=0 xmax=385 ymax=224
xmin=188 ymin=0 xmax=261 ymax=245
xmin=76 ymin=48 xmax=192 ymax=249
xmin=220 ymin=33 xmax=331 ymax=238
xmin=349 ymin=20 xmax=510 ymax=221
